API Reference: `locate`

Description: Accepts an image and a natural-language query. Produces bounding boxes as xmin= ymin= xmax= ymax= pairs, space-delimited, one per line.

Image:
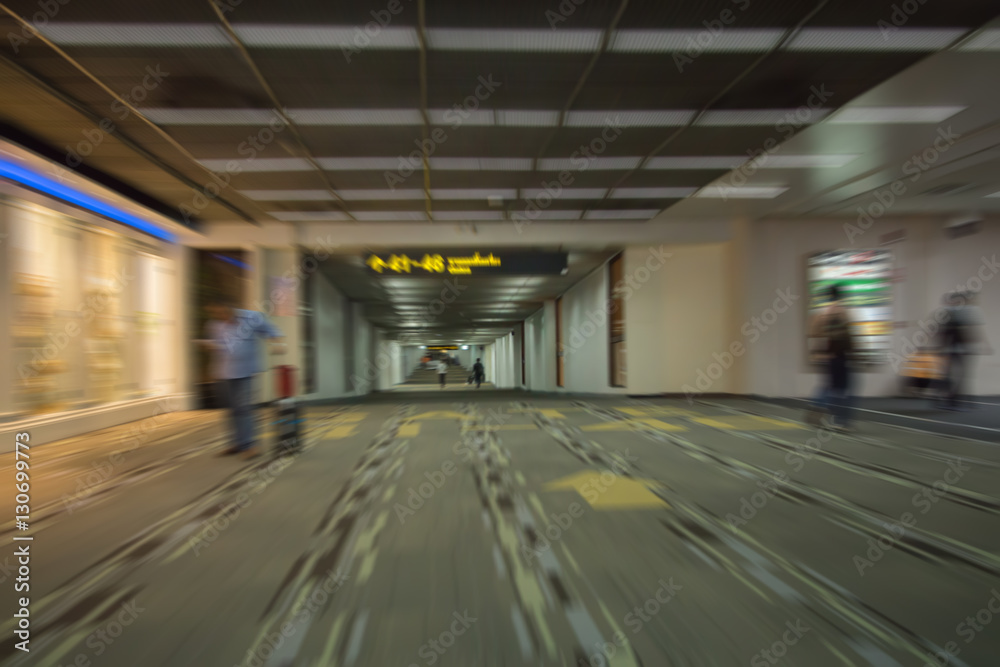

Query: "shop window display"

xmin=4 ymin=199 xmax=176 ymax=418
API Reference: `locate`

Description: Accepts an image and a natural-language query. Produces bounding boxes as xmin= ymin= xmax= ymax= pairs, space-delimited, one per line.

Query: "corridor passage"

xmin=2 ymin=393 xmax=998 ymax=667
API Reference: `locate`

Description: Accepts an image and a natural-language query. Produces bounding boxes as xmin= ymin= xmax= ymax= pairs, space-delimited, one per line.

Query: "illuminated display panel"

xmin=807 ymin=249 xmax=893 ymax=365
xmin=364 ymin=251 xmax=567 ymax=275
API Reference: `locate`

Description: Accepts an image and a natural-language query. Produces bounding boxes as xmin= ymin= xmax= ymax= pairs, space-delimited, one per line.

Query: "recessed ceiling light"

xmin=610 ymin=187 xmax=697 ymax=198
xmin=826 ymin=106 xmax=966 ymax=124
xmin=610 ymin=29 xmax=785 ymax=53
xmin=582 ymin=210 xmax=660 ymax=220
xmin=240 ymin=190 xmax=333 ymax=201
xmin=236 ymin=25 xmax=419 ymax=48
xmin=40 ymin=23 xmax=231 ymax=46
xmin=351 ymin=211 xmax=428 ymax=220
xmin=200 ymin=157 xmax=312 ymax=172
xmin=696 ymin=109 xmax=831 ymax=126
xmin=522 ymin=188 xmax=606 ymax=199
xmin=538 ymin=157 xmax=641 ymax=170
xmin=695 ymin=185 xmax=788 ymax=199
xmin=565 ymin=110 xmax=694 ymax=127
xmin=787 ymin=28 xmax=967 ymax=51
xmin=269 ymin=211 xmax=350 ymax=221
xmin=425 ymin=28 xmax=602 ymax=52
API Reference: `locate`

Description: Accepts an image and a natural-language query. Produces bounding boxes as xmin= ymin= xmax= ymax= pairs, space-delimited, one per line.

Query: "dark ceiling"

xmin=1 ymin=0 xmax=997 ymax=228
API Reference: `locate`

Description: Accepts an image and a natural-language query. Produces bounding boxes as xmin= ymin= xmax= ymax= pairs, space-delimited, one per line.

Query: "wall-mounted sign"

xmin=365 ymin=251 xmax=568 ymax=276
xmin=426 ymin=345 xmax=459 ymax=350
xmin=807 ymin=249 xmax=893 ymax=365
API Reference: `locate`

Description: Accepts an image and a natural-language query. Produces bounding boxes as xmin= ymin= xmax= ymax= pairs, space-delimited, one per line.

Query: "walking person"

xmin=204 ymin=300 xmax=285 ymax=459
xmin=473 ymin=358 xmax=485 ymax=389
xmin=806 ymin=284 xmax=856 ymax=432
xmin=937 ymin=291 xmax=992 ymax=410
xmin=437 ymin=356 xmax=449 ymax=388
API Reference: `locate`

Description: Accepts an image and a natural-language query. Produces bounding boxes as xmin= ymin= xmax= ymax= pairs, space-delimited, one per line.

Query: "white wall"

xmin=558 ymin=261 xmax=628 ymax=395
xmin=745 ymin=218 xmax=1000 ymax=397
xmin=312 ymin=272 xmax=350 ymax=399
xmin=625 ymin=243 xmax=737 ymax=395
xmin=525 ymin=302 xmax=557 ymax=391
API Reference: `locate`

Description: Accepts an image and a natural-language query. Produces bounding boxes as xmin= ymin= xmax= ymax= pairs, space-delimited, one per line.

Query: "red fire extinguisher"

xmin=275 ymin=365 xmax=296 ymax=398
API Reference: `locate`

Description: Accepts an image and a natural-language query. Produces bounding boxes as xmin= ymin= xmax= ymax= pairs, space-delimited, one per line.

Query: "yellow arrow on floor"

xmin=544 ymin=471 xmax=668 ymax=510
xmin=326 ymin=424 xmax=358 ymax=439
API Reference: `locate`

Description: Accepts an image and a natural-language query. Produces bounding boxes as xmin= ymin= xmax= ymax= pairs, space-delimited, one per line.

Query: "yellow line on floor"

xmin=326 ymin=424 xmax=359 ymax=439
xmin=398 ymin=423 xmax=421 ymax=437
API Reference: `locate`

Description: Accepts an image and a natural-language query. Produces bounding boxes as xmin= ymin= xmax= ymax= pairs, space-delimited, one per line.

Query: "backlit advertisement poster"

xmin=807 ymin=249 xmax=893 ymax=365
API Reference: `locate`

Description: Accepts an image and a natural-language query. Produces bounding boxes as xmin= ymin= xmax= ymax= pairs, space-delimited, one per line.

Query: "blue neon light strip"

xmin=211 ymin=253 xmax=251 ymax=271
xmin=0 ymin=157 xmax=176 ymax=243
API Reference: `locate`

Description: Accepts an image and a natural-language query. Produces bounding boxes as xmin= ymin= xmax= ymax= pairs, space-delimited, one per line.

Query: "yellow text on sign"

xmin=544 ymin=472 xmax=668 ymax=510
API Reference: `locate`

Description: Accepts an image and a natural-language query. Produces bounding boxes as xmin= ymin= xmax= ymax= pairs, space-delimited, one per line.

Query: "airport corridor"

xmin=2 ymin=393 xmax=999 ymax=667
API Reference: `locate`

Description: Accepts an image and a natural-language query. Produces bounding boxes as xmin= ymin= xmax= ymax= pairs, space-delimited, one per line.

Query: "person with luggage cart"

xmin=203 ymin=300 xmax=286 ymax=460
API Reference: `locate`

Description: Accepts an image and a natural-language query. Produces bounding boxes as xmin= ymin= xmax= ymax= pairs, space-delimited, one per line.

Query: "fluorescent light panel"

xmin=319 ymin=157 xmax=401 ymax=170
xmin=201 ymin=157 xmax=312 ymax=172
xmin=697 ymin=109 xmax=830 ymax=126
xmin=522 ymin=188 xmax=607 ymax=199
xmin=566 ymin=110 xmax=694 ymax=127
xmin=291 ymin=109 xmax=423 ymax=125
xmin=426 ymin=28 xmax=602 ymax=51
xmin=141 ymin=108 xmax=280 ymax=125
xmin=338 ymin=189 xmax=424 ymax=200
xmin=431 ymin=211 xmax=505 ymax=220
xmin=241 ymin=190 xmax=332 ymax=201
xmin=583 ymin=209 xmax=660 ymax=220
xmin=429 ymin=157 xmax=532 ymax=170
xmin=235 ymin=25 xmax=419 ymax=48
xmin=432 ymin=189 xmax=518 ymax=200
xmin=695 ymin=185 xmax=788 ymax=198
xmin=611 ymin=187 xmax=697 ymax=198
xmin=428 ymin=109 xmax=495 ymax=126
xmin=497 ymin=110 xmax=560 ymax=127
xmin=269 ymin=211 xmax=350 ymax=221
xmin=610 ymin=29 xmax=784 ymax=53
xmin=787 ymin=28 xmax=967 ymax=51
xmin=538 ymin=157 xmax=641 ymax=170
xmin=41 ymin=23 xmax=230 ymax=46
xmin=826 ymin=106 xmax=966 ymax=124
xmin=352 ymin=211 xmax=428 ymax=220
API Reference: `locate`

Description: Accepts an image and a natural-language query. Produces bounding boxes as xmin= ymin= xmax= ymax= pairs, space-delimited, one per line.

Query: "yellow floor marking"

xmin=412 ymin=410 xmax=467 ymax=420
xmin=398 ymin=423 xmax=421 ymax=437
xmin=636 ymin=418 xmax=688 ymax=431
xmin=539 ymin=409 xmax=565 ymax=419
xmin=357 ymin=549 xmax=379 ymax=585
xmin=693 ymin=416 xmax=805 ymax=430
xmin=339 ymin=412 xmax=367 ymax=422
xmin=581 ymin=420 xmax=686 ymax=432
xmin=326 ymin=424 xmax=358 ymax=439
xmin=544 ymin=472 xmax=669 ymax=510
xmin=618 ymin=406 xmax=699 ymax=417
xmin=316 ymin=612 xmax=347 ymax=667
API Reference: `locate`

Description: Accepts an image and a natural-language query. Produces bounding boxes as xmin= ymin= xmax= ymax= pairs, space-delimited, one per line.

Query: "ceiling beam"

xmin=208 ymin=0 xmax=357 ymax=222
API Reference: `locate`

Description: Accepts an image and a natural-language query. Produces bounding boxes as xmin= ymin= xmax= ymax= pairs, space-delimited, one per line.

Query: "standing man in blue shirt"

xmin=204 ymin=300 xmax=285 ymax=459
